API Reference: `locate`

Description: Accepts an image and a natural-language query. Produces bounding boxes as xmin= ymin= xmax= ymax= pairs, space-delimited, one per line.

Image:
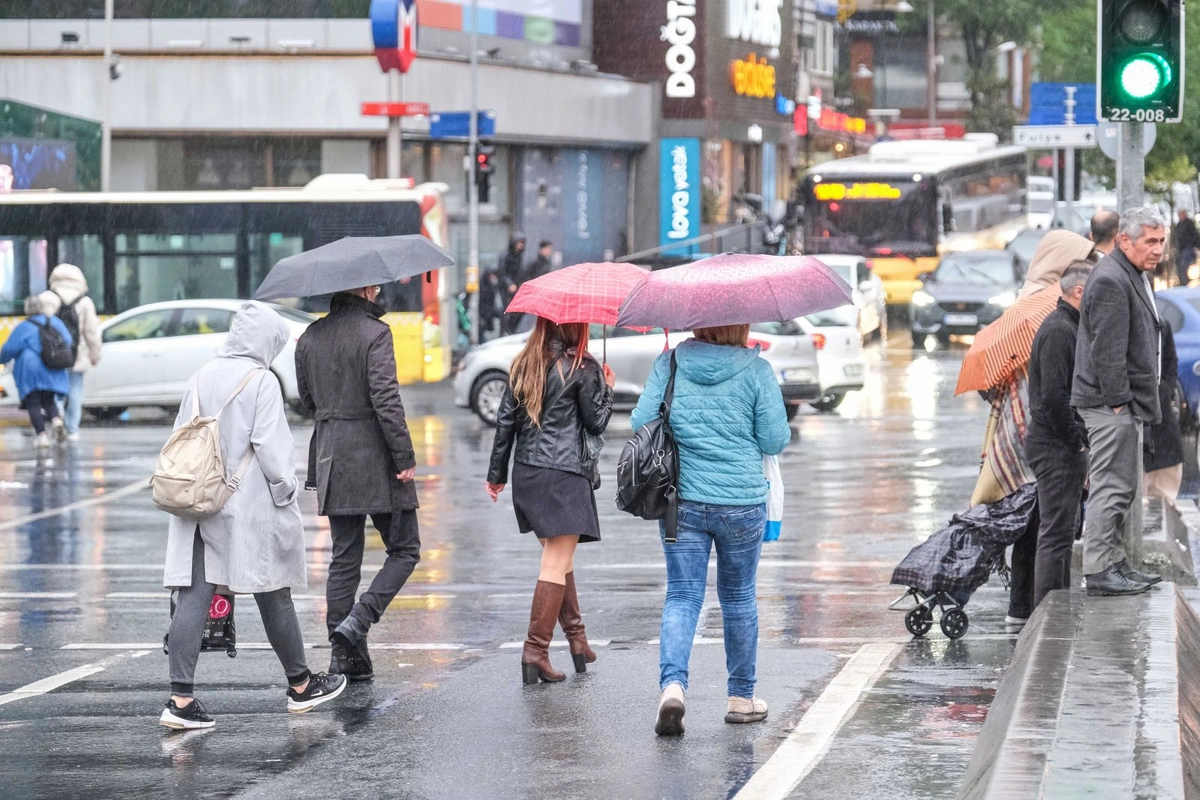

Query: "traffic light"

xmin=1099 ymin=0 xmax=1184 ymax=123
xmin=474 ymin=141 xmax=495 ymax=203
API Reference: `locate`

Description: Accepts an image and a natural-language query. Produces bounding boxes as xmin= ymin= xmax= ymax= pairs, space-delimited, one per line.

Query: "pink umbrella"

xmin=615 ymin=253 xmax=853 ymax=330
xmin=505 ymin=261 xmax=648 ymax=325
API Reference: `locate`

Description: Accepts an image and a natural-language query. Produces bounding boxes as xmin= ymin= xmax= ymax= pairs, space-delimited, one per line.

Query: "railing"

xmin=616 ymin=223 xmax=763 ymax=265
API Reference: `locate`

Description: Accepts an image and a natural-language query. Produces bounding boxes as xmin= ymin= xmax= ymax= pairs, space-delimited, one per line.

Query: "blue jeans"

xmin=660 ymin=500 xmax=765 ymax=699
xmin=57 ymin=371 xmax=84 ymax=435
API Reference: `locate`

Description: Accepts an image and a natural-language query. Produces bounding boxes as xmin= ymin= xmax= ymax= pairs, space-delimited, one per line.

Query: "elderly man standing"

xmin=1072 ymin=208 xmax=1166 ymax=596
xmin=296 ymin=287 xmax=421 ymax=681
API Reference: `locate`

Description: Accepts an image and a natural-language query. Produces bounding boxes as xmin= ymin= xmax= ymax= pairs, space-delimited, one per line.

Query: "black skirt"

xmin=511 ymin=462 xmax=601 ymax=543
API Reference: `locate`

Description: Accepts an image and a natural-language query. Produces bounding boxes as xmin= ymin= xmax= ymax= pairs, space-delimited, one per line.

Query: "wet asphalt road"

xmin=0 ymin=335 xmax=1029 ymax=800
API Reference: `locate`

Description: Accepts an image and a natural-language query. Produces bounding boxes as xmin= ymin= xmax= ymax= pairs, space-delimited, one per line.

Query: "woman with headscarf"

xmin=971 ymin=230 xmax=1096 ymax=627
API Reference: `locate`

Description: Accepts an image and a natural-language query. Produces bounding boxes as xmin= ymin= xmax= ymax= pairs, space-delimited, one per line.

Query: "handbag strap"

xmin=660 ymin=352 xmax=678 ymax=426
xmin=661 ymin=351 xmax=680 ymax=544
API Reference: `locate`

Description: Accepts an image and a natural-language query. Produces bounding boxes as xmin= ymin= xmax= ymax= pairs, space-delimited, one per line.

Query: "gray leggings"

xmin=169 ymin=529 xmax=310 ymax=696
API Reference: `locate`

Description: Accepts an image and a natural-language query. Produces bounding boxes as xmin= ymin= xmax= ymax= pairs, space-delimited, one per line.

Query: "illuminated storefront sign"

xmin=793 ymin=106 xmax=870 ymax=135
xmin=730 ymin=52 xmax=776 ymax=99
xmin=727 ymin=0 xmax=783 ymax=48
xmin=663 ymin=0 xmax=698 ymax=99
xmin=660 ymin=138 xmax=701 ymax=251
xmin=813 ymin=182 xmax=903 ymax=201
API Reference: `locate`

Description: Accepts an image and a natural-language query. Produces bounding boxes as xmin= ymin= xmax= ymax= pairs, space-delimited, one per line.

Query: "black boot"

xmin=330 ymin=615 xmax=374 ymax=681
xmin=1116 ymin=559 xmax=1162 ymax=586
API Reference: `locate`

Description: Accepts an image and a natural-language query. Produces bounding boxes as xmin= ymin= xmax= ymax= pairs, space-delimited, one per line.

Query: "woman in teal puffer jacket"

xmin=631 ymin=324 xmax=791 ymax=736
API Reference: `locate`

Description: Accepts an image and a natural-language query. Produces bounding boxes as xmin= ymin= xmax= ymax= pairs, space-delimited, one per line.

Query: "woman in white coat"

xmin=160 ymin=301 xmax=345 ymax=730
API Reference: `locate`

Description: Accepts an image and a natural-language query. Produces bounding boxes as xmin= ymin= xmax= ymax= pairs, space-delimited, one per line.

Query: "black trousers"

xmin=25 ymin=390 xmax=60 ymax=434
xmin=1007 ymin=498 xmax=1040 ymax=620
xmin=1027 ymin=437 xmax=1089 ymax=608
xmin=326 ymin=511 xmax=421 ymax=637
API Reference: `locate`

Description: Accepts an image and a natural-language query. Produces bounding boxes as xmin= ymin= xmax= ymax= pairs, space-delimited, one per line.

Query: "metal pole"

xmin=467 ymin=0 xmax=481 ymax=345
xmin=101 ymin=0 xmax=113 ymax=191
xmin=1117 ymin=122 xmax=1145 ymax=212
xmin=386 ymin=70 xmax=402 ymax=178
xmin=1064 ymin=86 xmax=1076 ymax=222
xmin=926 ymin=0 xmax=936 ymax=125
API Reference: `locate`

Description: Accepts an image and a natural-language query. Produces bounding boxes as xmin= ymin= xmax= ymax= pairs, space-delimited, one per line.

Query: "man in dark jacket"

xmin=1174 ymin=210 xmax=1200 ymax=286
xmin=1026 ymin=260 xmax=1093 ymax=607
xmin=522 ymin=240 xmax=554 ymax=285
xmin=1072 ymin=207 xmax=1165 ymax=596
xmin=498 ymin=234 xmax=526 ymax=335
xmin=296 ymin=288 xmax=421 ymax=680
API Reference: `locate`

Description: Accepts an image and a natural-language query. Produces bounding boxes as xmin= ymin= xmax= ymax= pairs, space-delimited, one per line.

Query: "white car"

xmin=454 ymin=324 xmax=821 ymax=425
xmin=0 ymin=300 xmax=315 ymax=419
xmin=809 ymin=254 xmax=887 ymax=342
xmin=796 ymin=312 xmax=867 ymax=413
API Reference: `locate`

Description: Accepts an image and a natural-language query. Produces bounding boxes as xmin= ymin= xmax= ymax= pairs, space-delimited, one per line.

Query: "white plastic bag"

xmin=763 ymin=455 xmax=784 ymax=542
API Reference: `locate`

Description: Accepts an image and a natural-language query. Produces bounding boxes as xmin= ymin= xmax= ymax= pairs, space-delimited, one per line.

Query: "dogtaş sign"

xmin=662 ymin=0 xmax=699 ymax=99
xmin=660 ymin=138 xmax=702 ymax=253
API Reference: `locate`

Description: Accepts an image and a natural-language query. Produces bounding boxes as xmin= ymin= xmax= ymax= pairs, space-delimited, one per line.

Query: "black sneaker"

xmin=330 ymin=644 xmax=375 ymax=682
xmin=159 ymin=698 xmax=215 ymax=730
xmin=287 ymin=672 xmax=347 ymax=713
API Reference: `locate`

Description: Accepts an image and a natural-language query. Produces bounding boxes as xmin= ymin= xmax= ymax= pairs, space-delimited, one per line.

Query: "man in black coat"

xmin=522 ymin=240 xmax=555 ymax=285
xmin=498 ymin=234 xmax=526 ymax=335
xmin=1175 ymin=210 xmax=1200 ymax=286
xmin=1072 ymin=207 xmax=1166 ymax=596
xmin=1026 ymin=260 xmax=1093 ymax=607
xmin=296 ymin=288 xmax=421 ymax=680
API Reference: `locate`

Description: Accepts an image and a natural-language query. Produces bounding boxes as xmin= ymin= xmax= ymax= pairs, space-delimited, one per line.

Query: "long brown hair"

xmin=510 ymin=317 xmax=589 ymax=427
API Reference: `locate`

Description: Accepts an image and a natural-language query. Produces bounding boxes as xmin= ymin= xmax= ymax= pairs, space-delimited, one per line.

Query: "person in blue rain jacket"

xmin=0 ymin=295 xmax=72 ymax=447
xmin=631 ymin=325 xmax=791 ymax=737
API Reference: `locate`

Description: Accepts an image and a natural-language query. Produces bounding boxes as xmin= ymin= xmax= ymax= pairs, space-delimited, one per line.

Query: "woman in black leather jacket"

xmin=486 ymin=317 xmax=615 ymax=685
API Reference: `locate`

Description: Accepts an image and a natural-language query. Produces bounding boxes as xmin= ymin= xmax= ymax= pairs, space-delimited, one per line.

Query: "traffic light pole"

xmin=1117 ymin=122 xmax=1145 ymax=212
xmin=466 ymin=0 xmax=481 ymax=346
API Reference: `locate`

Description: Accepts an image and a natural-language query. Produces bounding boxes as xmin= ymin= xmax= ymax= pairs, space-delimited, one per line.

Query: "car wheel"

xmin=810 ymin=392 xmax=845 ymax=413
xmin=912 ymin=329 xmax=926 ymax=348
xmin=470 ymin=370 xmax=509 ymax=426
xmin=88 ymin=406 xmax=127 ymax=422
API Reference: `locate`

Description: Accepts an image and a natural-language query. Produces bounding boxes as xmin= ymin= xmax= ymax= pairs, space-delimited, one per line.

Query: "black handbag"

xmin=616 ymin=353 xmax=681 ymax=542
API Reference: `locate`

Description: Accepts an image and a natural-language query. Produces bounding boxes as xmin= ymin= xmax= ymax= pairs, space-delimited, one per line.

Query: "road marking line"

xmin=0 ymin=592 xmax=77 ymax=599
xmin=0 ymin=644 xmax=23 ymax=650
xmin=0 ymin=650 xmax=150 ymax=707
xmin=369 ymin=643 xmax=468 ymax=651
xmin=60 ymin=643 xmax=161 ymax=650
xmin=498 ymin=640 xmax=611 ymax=650
xmin=589 ymin=560 xmax=895 ymax=570
xmin=0 ymin=478 xmax=149 ymax=532
xmin=733 ymin=642 xmax=900 ymax=800
xmin=0 ymin=564 xmax=162 ymax=571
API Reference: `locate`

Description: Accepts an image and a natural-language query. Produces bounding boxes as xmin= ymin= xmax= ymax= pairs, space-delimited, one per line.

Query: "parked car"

xmin=810 ymin=254 xmax=887 ymax=343
xmin=1154 ymin=289 xmax=1200 ymax=436
xmin=0 ymin=300 xmax=314 ymax=419
xmin=795 ymin=312 xmax=867 ymax=413
xmin=910 ymin=250 xmax=1025 ymax=346
xmin=454 ymin=324 xmax=821 ymax=425
xmin=1006 ymin=228 xmax=1049 ymax=270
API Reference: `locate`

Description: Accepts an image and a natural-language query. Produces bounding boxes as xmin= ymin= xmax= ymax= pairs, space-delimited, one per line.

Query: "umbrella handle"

xmin=603 ymin=326 xmax=607 ymax=363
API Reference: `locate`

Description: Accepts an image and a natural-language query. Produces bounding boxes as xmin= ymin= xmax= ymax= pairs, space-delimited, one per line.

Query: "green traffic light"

xmin=1120 ymin=53 xmax=1171 ymax=99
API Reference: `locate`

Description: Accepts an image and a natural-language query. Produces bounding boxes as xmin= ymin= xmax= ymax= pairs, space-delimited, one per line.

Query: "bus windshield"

xmin=804 ymin=179 xmax=937 ymax=258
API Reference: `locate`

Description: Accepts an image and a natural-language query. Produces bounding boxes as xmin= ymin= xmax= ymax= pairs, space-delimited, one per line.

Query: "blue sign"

xmin=775 ymin=94 xmax=796 ymax=117
xmin=1028 ymin=82 xmax=1098 ymax=125
xmin=429 ymin=111 xmax=497 ymax=139
xmin=370 ymin=0 xmax=417 ymax=73
xmin=659 ymin=138 xmax=701 ymax=255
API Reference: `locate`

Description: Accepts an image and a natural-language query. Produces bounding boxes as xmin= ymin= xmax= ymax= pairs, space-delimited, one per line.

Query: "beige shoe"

xmin=655 ymin=683 xmax=686 ymax=736
xmin=725 ymin=696 xmax=768 ymax=724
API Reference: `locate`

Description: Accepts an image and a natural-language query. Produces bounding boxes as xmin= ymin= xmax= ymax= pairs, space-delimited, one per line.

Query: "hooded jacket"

xmin=163 ymin=301 xmax=307 ymax=594
xmin=0 ymin=313 xmax=72 ymax=399
xmin=37 ymin=263 xmax=103 ymax=372
xmin=1019 ymin=230 xmax=1095 ymax=298
xmin=631 ymin=339 xmax=792 ymax=506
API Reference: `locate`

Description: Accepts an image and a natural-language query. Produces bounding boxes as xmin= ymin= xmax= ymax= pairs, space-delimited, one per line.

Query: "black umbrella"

xmin=253 ymin=235 xmax=455 ymax=300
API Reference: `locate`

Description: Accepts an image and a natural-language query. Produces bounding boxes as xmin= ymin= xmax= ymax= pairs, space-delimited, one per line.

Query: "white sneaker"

xmin=725 ymin=696 xmax=769 ymax=724
xmin=51 ymin=418 xmax=67 ymax=443
xmin=66 ymin=433 xmax=80 ymax=443
xmin=1004 ymin=615 xmax=1029 ymax=629
xmin=34 ymin=432 xmax=50 ymax=448
xmin=655 ymin=683 xmax=686 ymax=736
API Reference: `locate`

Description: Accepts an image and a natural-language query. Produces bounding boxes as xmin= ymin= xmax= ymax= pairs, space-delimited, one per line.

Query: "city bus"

xmin=800 ymin=136 xmax=1029 ymax=305
xmin=0 ymin=176 xmax=451 ymax=382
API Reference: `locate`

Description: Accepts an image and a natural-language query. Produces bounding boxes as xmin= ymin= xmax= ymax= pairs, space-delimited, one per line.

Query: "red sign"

xmin=886 ymin=123 xmax=967 ymax=140
xmin=794 ymin=106 xmax=868 ymax=136
xmin=361 ymin=102 xmax=430 ymax=117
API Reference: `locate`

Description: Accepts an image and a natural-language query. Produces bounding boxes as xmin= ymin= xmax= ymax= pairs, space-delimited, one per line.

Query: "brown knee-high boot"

xmin=522 ymin=580 xmax=567 ymax=685
xmin=559 ymin=572 xmax=597 ymax=673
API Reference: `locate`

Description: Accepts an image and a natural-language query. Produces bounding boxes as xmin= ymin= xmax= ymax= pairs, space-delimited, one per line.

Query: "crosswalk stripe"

xmin=0 ymin=650 xmax=151 ymax=706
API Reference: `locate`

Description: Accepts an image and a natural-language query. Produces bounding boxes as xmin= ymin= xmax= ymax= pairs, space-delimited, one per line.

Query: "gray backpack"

xmin=150 ymin=370 xmax=263 ymax=519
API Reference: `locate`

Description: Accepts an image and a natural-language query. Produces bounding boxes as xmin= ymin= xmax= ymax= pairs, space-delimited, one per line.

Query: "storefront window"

xmin=0 ymin=236 xmax=48 ymax=315
xmin=115 ymin=233 xmax=238 ymax=311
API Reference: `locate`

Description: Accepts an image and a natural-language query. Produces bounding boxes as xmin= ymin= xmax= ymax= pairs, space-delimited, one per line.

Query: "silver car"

xmin=454 ymin=324 xmax=820 ymax=425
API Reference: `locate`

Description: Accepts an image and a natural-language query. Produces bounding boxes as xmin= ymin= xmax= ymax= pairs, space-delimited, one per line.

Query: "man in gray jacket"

xmin=1072 ymin=207 xmax=1166 ymax=596
xmin=296 ymin=287 xmax=421 ymax=680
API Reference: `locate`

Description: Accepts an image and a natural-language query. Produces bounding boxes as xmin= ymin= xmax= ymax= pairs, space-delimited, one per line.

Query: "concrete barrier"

xmin=959 ymin=586 xmax=1200 ymax=799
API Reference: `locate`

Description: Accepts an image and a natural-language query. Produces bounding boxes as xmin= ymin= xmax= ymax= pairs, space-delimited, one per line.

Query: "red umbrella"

xmin=505 ymin=261 xmax=649 ymax=360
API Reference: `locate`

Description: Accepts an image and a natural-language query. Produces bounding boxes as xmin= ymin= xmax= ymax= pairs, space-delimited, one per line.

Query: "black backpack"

xmin=53 ymin=291 xmax=85 ymax=362
xmin=616 ymin=353 xmax=681 ymax=542
xmin=32 ymin=317 xmax=75 ymax=370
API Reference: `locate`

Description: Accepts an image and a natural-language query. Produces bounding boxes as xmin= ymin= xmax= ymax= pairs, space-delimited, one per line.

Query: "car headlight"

xmin=912 ymin=290 xmax=935 ymax=307
xmin=988 ymin=291 xmax=1017 ymax=308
